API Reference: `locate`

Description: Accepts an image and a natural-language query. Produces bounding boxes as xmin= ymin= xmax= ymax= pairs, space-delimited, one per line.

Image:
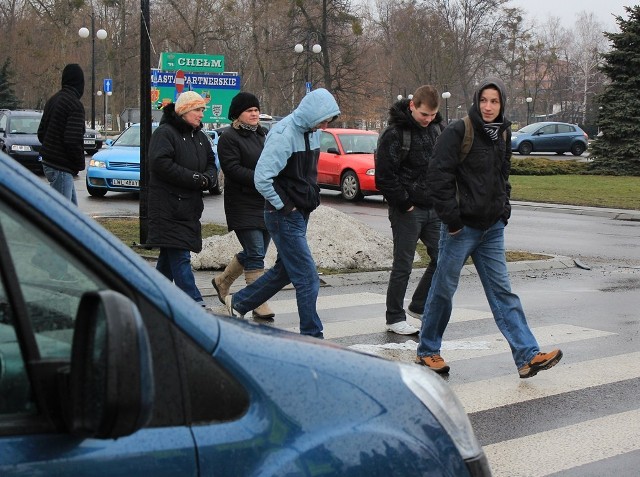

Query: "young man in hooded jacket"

xmin=37 ymin=63 xmax=86 ymax=205
xmin=415 ymin=77 xmax=562 ymax=378
xmin=375 ymin=85 xmax=443 ymax=335
xmin=224 ymin=88 xmax=340 ymax=339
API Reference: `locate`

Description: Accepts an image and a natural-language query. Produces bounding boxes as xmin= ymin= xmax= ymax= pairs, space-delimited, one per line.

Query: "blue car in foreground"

xmin=511 ymin=121 xmax=589 ymax=156
xmin=0 ymin=151 xmax=491 ymax=476
xmin=86 ymin=123 xmax=223 ymax=197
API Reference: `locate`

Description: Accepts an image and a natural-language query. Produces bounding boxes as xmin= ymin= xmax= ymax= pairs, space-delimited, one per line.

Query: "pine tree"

xmin=589 ymin=6 xmax=640 ymax=175
xmin=0 ymin=58 xmax=20 ymax=110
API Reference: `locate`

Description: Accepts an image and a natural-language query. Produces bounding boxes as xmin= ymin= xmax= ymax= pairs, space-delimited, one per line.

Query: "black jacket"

xmin=37 ymin=67 xmax=86 ymax=174
xmin=217 ymin=124 xmax=267 ymax=231
xmin=146 ymin=103 xmax=216 ymax=252
xmin=427 ymin=77 xmax=512 ymax=232
xmin=374 ymin=99 xmax=444 ymax=211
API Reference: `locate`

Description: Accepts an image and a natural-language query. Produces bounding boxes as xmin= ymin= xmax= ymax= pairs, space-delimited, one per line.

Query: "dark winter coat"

xmin=37 ymin=67 xmax=86 ymax=174
xmin=146 ymin=103 xmax=216 ymax=252
xmin=427 ymin=77 xmax=512 ymax=232
xmin=374 ymin=99 xmax=445 ymax=211
xmin=217 ymin=124 xmax=267 ymax=231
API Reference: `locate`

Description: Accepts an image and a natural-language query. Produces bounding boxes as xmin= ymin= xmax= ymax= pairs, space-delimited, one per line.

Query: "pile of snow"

xmin=192 ymin=205 xmax=398 ymax=271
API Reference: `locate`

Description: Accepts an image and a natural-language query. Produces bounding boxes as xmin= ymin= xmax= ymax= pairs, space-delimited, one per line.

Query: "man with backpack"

xmin=416 ymin=77 xmax=562 ymax=378
xmin=375 ymin=85 xmax=444 ymax=335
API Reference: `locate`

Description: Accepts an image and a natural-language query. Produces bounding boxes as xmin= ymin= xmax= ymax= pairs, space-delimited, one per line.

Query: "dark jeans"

xmin=232 ymin=209 xmax=323 ymax=338
xmin=386 ymin=206 xmax=440 ymax=325
xmin=234 ymin=228 xmax=271 ymax=271
xmin=156 ymin=247 xmax=203 ymax=304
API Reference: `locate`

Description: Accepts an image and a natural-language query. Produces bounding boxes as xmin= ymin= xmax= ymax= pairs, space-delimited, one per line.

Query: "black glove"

xmin=193 ymin=172 xmax=209 ymax=190
xmin=203 ymin=172 xmax=216 ymax=190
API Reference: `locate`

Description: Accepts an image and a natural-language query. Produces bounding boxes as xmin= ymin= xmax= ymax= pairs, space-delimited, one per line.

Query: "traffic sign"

xmin=175 ymin=70 xmax=185 ymax=94
xmin=305 ymin=82 xmax=312 ymax=94
xmin=103 ymin=78 xmax=113 ymax=93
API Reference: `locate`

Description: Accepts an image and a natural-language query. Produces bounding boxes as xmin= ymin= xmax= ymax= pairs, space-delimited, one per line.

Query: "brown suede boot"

xmin=244 ymin=269 xmax=276 ymax=320
xmin=212 ymin=255 xmax=244 ymax=304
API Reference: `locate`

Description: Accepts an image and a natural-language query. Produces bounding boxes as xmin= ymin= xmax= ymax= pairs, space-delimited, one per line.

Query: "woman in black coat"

xmin=147 ymin=91 xmax=216 ymax=306
xmin=212 ymin=92 xmax=274 ymax=319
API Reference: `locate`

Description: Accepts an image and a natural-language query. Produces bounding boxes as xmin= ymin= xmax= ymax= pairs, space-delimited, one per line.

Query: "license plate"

xmin=84 ymin=139 xmax=94 ymax=145
xmin=111 ymin=179 xmax=139 ymax=187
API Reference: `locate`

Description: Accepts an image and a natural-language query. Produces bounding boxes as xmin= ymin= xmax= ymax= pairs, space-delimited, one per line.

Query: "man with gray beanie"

xmin=37 ymin=63 xmax=86 ymax=205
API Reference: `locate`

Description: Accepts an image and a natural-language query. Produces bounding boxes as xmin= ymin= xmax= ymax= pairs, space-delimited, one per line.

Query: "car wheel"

xmin=518 ymin=142 xmax=533 ymax=155
xmin=341 ymin=171 xmax=363 ymax=202
xmin=571 ymin=142 xmax=586 ymax=156
xmin=87 ymin=184 xmax=107 ymax=197
xmin=209 ymin=170 xmax=225 ymax=195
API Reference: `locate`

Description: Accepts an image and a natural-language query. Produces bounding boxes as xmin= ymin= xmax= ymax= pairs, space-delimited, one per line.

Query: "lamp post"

xmin=78 ymin=13 xmax=107 ymax=129
xmin=294 ymin=33 xmax=322 ymax=94
xmin=526 ymin=96 xmax=533 ymax=125
xmin=441 ymin=91 xmax=451 ymax=124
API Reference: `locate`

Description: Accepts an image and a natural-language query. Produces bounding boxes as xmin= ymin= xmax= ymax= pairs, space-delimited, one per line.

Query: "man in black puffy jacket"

xmin=37 ymin=63 xmax=86 ymax=205
xmin=416 ymin=77 xmax=562 ymax=379
xmin=146 ymin=91 xmax=217 ymax=306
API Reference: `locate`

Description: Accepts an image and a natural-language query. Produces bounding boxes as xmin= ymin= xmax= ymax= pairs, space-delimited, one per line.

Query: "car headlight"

xmin=11 ymin=145 xmax=32 ymax=152
xmin=365 ymin=168 xmax=375 ymax=176
xmin=89 ymin=159 xmax=107 ymax=168
xmin=399 ymin=364 xmax=485 ymax=461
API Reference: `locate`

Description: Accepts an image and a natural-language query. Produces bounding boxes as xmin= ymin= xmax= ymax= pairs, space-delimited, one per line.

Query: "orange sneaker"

xmin=415 ymin=354 xmax=450 ymax=374
xmin=518 ymin=349 xmax=563 ymax=378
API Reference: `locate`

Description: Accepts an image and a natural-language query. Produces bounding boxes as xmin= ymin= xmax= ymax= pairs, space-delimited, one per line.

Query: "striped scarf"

xmin=239 ymin=122 xmax=258 ymax=132
xmin=483 ymin=122 xmax=502 ymax=141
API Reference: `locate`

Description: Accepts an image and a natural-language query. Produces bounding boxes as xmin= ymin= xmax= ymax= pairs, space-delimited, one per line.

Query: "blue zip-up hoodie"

xmin=254 ymin=88 xmax=340 ymax=213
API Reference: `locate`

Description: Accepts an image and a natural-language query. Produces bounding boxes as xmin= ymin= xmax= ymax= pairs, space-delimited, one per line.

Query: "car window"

xmin=539 ymin=125 xmax=556 ymax=135
xmin=557 ymin=124 xmax=574 ymax=134
xmin=9 ymin=117 xmax=41 ymax=134
xmin=338 ymin=134 xmax=378 ymax=154
xmin=320 ymin=131 xmax=339 ymax=152
xmin=0 ymin=114 xmax=7 ymax=132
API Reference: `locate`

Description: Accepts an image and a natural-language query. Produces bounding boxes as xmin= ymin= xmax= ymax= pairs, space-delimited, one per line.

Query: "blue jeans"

xmin=417 ymin=220 xmax=540 ymax=368
xmin=232 ymin=209 xmax=323 ymax=338
xmin=234 ymin=229 xmax=271 ymax=271
xmin=43 ymin=164 xmax=77 ymax=205
xmin=386 ymin=206 xmax=440 ymax=324
xmin=156 ymin=248 xmax=203 ymax=304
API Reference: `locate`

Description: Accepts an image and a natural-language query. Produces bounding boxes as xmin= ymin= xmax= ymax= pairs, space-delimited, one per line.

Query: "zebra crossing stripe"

xmin=452 ymin=351 xmax=640 ymax=413
xmin=271 ymin=292 xmax=387 ymax=314
xmin=483 ymin=409 xmax=640 ymax=477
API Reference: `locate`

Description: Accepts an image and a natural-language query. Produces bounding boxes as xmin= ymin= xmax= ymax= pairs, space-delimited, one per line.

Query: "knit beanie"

xmin=174 ymin=91 xmax=206 ymax=116
xmin=228 ymin=92 xmax=260 ymax=120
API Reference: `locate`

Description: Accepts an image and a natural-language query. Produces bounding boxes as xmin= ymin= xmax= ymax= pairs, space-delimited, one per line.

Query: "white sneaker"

xmin=386 ymin=321 xmax=419 ymax=335
xmin=406 ymin=309 xmax=423 ymax=320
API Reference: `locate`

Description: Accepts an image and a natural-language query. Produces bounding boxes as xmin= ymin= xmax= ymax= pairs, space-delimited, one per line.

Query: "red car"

xmin=318 ymin=128 xmax=379 ymax=201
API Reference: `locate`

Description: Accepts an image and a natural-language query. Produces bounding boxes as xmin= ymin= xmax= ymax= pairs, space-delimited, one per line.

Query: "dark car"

xmin=511 ymin=121 xmax=589 ymax=156
xmin=0 ymin=109 xmax=43 ymax=173
xmin=83 ymin=128 xmax=104 ymax=155
xmin=0 ymin=150 xmax=491 ymax=477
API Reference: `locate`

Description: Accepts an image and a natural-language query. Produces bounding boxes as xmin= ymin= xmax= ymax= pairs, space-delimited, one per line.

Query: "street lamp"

xmin=441 ymin=91 xmax=451 ymax=124
xmin=79 ymin=13 xmax=107 ymax=129
xmin=294 ymin=33 xmax=322 ymax=94
xmin=526 ymin=96 xmax=533 ymax=125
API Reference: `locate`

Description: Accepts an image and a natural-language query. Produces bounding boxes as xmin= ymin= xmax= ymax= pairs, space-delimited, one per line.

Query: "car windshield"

xmin=9 ymin=116 xmax=41 ymax=134
xmin=337 ymin=134 xmax=378 ymax=154
xmin=516 ymin=124 xmax=543 ymax=134
xmin=112 ymin=126 xmax=141 ymax=147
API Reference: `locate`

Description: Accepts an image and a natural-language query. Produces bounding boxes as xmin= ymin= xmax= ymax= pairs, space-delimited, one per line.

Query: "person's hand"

xmin=449 ymin=228 xmax=463 ymax=236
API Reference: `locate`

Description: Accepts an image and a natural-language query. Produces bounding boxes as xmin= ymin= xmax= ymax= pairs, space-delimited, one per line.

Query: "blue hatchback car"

xmin=0 ymin=151 xmax=491 ymax=476
xmin=511 ymin=121 xmax=589 ymax=156
xmin=86 ymin=124 xmax=223 ymax=197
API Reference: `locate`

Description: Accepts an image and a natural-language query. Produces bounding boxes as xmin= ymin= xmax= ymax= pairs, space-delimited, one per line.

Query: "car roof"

xmin=322 ymin=128 xmax=378 ymax=135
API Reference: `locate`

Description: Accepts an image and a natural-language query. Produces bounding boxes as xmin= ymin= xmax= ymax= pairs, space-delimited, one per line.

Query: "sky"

xmin=507 ymin=0 xmax=635 ymax=30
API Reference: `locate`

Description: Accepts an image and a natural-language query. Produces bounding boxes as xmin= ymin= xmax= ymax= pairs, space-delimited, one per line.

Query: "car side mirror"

xmin=327 ymin=147 xmax=339 ymax=154
xmin=105 ymin=139 xmax=114 ymax=147
xmin=58 ymin=290 xmax=154 ymax=439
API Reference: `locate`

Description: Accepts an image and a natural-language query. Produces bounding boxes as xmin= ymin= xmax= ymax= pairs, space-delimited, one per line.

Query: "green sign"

xmin=159 ymin=52 xmax=225 ymax=73
xmin=151 ymin=69 xmax=240 ymax=124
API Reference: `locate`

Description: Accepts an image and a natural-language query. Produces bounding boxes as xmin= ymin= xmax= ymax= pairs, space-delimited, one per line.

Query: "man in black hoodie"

xmin=375 ymin=85 xmax=443 ymax=335
xmin=416 ymin=77 xmax=562 ymax=378
xmin=37 ymin=63 xmax=86 ymax=205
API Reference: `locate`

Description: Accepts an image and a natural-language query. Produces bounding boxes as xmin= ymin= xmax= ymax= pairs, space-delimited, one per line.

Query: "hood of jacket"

xmin=61 ymin=63 xmax=84 ymax=98
xmin=388 ymin=98 xmax=444 ymax=130
xmin=160 ymin=103 xmax=203 ymax=133
xmin=291 ymin=88 xmax=341 ymax=131
xmin=470 ymin=76 xmax=507 ymax=123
